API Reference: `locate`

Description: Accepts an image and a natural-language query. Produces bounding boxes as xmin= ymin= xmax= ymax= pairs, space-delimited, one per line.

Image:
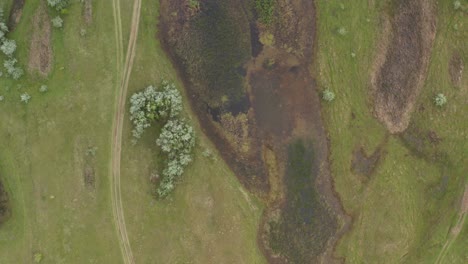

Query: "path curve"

xmin=434 ymin=184 xmax=468 ymax=264
xmin=111 ymin=0 xmax=142 ymax=263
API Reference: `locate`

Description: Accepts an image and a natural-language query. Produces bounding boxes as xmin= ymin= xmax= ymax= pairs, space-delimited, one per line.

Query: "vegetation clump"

xmin=129 ymin=80 xmax=195 ymax=198
xmin=255 ymin=0 xmax=275 ymax=24
xmin=434 ymin=93 xmax=447 ymax=107
xmin=156 ymin=119 xmax=195 ymax=197
xmin=129 ymin=81 xmax=182 ymax=139
xmin=20 ymin=93 xmax=31 ymax=103
xmin=47 ymin=0 xmax=70 ymax=11
xmin=0 ymin=9 xmax=23 ymax=80
xmin=322 ymin=89 xmax=335 ymax=102
xmin=51 ymin=16 xmax=64 ymax=28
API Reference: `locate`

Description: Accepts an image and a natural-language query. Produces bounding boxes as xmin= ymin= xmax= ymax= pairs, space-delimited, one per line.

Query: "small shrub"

xmin=338 ymin=27 xmax=347 ymax=36
xmin=39 ymin=85 xmax=48 ymax=93
xmin=322 ymin=89 xmax=335 ymax=102
xmin=33 ymin=252 xmax=43 ymax=263
xmin=80 ymin=28 xmax=87 ymax=37
xmin=453 ymin=1 xmax=462 ymax=10
xmin=51 ymin=16 xmax=63 ymax=28
xmin=0 ymin=95 xmax=4 ymax=101
xmin=20 ymin=93 xmax=31 ymax=103
xmin=434 ymin=93 xmax=447 ymax=107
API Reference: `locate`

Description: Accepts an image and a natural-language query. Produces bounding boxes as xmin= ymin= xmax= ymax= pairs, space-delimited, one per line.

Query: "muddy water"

xmin=159 ymin=0 xmax=349 ymax=263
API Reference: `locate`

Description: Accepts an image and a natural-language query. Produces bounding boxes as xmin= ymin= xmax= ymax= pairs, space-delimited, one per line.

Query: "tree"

xmin=434 ymin=93 xmax=447 ymax=107
xmin=129 ymin=81 xmax=182 ymax=139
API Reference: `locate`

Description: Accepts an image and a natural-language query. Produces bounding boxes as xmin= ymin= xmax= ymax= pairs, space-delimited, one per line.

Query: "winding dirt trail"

xmin=434 ymin=184 xmax=468 ymax=264
xmin=111 ymin=0 xmax=142 ymax=263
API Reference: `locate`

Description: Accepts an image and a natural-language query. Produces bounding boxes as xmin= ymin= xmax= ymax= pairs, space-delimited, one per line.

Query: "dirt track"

xmin=434 ymin=184 xmax=468 ymax=264
xmin=110 ymin=0 xmax=142 ymax=263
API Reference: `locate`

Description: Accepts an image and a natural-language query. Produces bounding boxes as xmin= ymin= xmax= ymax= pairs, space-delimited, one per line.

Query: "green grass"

xmin=0 ymin=0 xmax=265 ymax=263
xmin=316 ymin=0 xmax=467 ymax=263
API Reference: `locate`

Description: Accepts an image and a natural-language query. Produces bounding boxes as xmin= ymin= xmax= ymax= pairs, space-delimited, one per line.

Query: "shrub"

xmin=453 ymin=1 xmax=462 ymax=10
xmin=51 ymin=16 xmax=63 ymax=28
xmin=47 ymin=0 xmax=70 ymax=11
xmin=434 ymin=93 xmax=447 ymax=107
xmin=0 ymin=39 xmax=16 ymax=57
xmin=20 ymin=93 xmax=31 ymax=103
xmin=0 ymin=95 xmax=4 ymax=101
xmin=3 ymin=58 xmax=23 ymax=80
xmin=39 ymin=85 xmax=48 ymax=93
xmin=322 ymin=89 xmax=335 ymax=102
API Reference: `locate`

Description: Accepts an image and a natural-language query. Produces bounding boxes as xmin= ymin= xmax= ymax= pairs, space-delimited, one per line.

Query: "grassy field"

xmin=316 ymin=0 xmax=467 ymax=263
xmin=0 ymin=0 xmax=265 ymax=263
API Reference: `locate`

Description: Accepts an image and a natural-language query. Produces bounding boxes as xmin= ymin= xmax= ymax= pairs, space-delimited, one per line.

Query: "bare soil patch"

xmin=28 ymin=3 xmax=53 ymax=77
xmin=7 ymin=0 xmax=25 ymax=31
xmin=371 ymin=0 xmax=436 ymax=134
xmin=0 ymin=178 xmax=11 ymax=226
xmin=449 ymin=52 xmax=464 ymax=88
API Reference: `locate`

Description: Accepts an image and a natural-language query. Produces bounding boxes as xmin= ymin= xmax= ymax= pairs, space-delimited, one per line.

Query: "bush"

xmin=51 ymin=16 xmax=63 ymax=28
xmin=47 ymin=0 xmax=70 ymax=11
xmin=0 ymin=39 xmax=16 ymax=57
xmin=322 ymin=89 xmax=335 ymax=102
xmin=434 ymin=93 xmax=447 ymax=107
xmin=20 ymin=93 xmax=31 ymax=103
xmin=3 ymin=58 xmax=23 ymax=80
xmin=39 ymin=85 xmax=48 ymax=93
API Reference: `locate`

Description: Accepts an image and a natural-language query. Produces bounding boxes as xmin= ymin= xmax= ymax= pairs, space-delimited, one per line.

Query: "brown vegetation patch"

xmin=0 ymin=178 xmax=11 ymax=225
xmin=371 ymin=0 xmax=436 ymax=134
xmin=7 ymin=0 xmax=25 ymax=31
xmin=83 ymin=165 xmax=95 ymax=188
xmin=159 ymin=0 xmax=350 ymax=262
xmin=28 ymin=3 xmax=53 ymax=77
xmin=449 ymin=52 xmax=464 ymax=88
xmin=351 ymin=146 xmax=384 ymax=179
xmin=83 ymin=0 xmax=93 ymax=25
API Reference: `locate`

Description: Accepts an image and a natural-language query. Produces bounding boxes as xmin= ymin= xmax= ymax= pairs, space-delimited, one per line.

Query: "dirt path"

xmin=434 ymin=184 xmax=468 ymax=264
xmin=110 ymin=0 xmax=142 ymax=263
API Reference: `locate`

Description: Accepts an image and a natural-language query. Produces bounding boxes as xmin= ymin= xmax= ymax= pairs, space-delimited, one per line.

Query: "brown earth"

xmin=449 ymin=52 xmax=464 ymax=88
xmin=28 ymin=2 xmax=53 ymax=77
xmin=0 ymin=177 xmax=11 ymax=226
xmin=159 ymin=0 xmax=350 ymax=263
xmin=371 ymin=0 xmax=437 ymax=134
xmin=7 ymin=0 xmax=25 ymax=31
